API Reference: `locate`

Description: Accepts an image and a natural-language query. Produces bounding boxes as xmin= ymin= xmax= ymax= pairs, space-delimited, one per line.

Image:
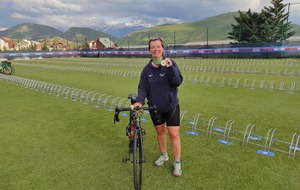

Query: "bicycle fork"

xmin=122 ymin=128 xmax=145 ymax=163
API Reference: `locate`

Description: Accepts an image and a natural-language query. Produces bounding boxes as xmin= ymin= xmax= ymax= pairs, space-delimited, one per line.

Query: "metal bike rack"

xmin=41 ymin=82 xmax=49 ymax=93
xmin=186 ymin=112 xmax=206 ymax=136
xmin=94 ymin=94 xmax=107 ymax=108
xmin=1 ymin=74 xmax=298 ymax=160
xmin=260 ymin=80 xmax=265 ymax=89
xmin=47 ymin=83 xmax=55 ymax=94
xmin=70 ymin=89 xmax=79 ymax=101
xmin=62 ymin=87 xmax=73 ymax=99
xmin=243 ymin=124 xmax=262 ymax=146
xmin=106 ymin=96 xmax=120 ymax=112
xmin=256 ymin=128 xmax=277 ymax=157
xmin=82 ymin=91 xmax=94 ymax=104
xmin=180 ymin=110 xmax=193 ymax=127
xmin=72 ymin=90 xmax=85 ymax=101
xmin=78 ymin=90 xmax=88 ymax=102
xmin=216 ymin=120 xmax=236 ymax=145
xmin=90 ymin=93 xmax=101 ymax=105
xmin=269 ymin=81 xmax=275 ymax=91
xmin=102 ymin=95 xmax=112 ymax=107
xmin=234 ymin=78 xmax=240 ymax=88
xmin=219 ymin=77 xmax=226 ymax=86
xmin=57 ymin=86 xmax=66 ymax=97
xmin=206 ymin=116 xmax=219 ymax=137
xmin=117 ymin=98 xmax=129 ymax=108
xmin=287 ymin=82 xmax=296 ymax=94
xmin=243 ymin=79 xmax=249 ymax=87
xmin=288 ymin=133 xmax=300 ymax=159
xmin=51 ymin=85 xmax=61 ymax=95
xmin=250 ymin=79 xmax=257 ymax=89
xmin=279 ymin=81 xmax=285 ymax=91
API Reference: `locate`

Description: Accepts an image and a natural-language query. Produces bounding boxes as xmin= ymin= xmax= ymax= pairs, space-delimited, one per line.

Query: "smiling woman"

xmin=133 ymin=37 xmax=184 ymax=177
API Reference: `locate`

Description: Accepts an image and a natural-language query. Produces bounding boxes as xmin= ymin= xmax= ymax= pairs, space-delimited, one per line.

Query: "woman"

xmin=133 ymin=37 xmax=183 ymax=177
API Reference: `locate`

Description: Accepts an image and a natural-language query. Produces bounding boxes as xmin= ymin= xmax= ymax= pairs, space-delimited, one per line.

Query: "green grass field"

xmin=1 ymin=57 xmax=300 ymax=190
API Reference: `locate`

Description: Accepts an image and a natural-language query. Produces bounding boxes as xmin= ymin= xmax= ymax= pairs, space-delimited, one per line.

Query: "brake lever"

xmin=114 ymin=112 xmax=119 ymax=123
xmin=114 ymin=107 xmax=120 ymax=123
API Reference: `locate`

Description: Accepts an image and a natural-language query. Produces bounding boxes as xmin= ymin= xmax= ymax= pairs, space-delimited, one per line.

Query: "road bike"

xmin=0 ymin=61 xmax=15 ymax=75
xmin=114 ymin=94 xmax=157 ymax=190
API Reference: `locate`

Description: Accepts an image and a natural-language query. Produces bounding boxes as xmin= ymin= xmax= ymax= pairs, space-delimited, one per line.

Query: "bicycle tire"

xmin=133 ymin=129 xmax=144 ymax=190
xmin=10 ymin=66 xmax=15 ymax=75
xmin=2 ymin=65 xmax=13 ymax=75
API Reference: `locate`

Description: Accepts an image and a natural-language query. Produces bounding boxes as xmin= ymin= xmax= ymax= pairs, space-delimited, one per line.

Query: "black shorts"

xmin=149 ymin=105 xmax=180 ymax=126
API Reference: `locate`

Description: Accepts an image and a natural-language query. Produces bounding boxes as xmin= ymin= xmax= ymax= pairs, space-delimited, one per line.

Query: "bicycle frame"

xmin=114 ymin=94 xmax=157 ymax=190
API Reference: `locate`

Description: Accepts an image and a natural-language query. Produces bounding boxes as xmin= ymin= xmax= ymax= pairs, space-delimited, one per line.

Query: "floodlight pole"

xmin=206 ymin=28 xmax=208 ymax=58
xmin=127 ymin=37 xmax=129 ymax=50
xmin=285 ymin=2 xmax=300 ymax=40
xmin=174 ymin=32 xmax=176 ymax=50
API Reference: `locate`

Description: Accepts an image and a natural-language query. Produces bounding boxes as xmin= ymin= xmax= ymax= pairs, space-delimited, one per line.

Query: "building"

xmin=14 ymin=39 xmax=41 ymax=51
xmin=0 ymin=37 xmax=14 ymax=51
xmin=47 ymin=38 xmax=74 ymax=51
xmin=90 ymin=38 xmax=118 ymax=49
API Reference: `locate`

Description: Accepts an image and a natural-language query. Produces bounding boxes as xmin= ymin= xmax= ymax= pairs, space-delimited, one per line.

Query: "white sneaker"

xmin=173 ymin=161 xmax=182 ymax=177
xmin=154 ymin=153 xmax=169 ymax=166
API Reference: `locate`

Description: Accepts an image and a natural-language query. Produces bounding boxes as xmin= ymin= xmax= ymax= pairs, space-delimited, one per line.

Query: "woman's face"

xmin=149 ymin=40 xmax=164 ymax=59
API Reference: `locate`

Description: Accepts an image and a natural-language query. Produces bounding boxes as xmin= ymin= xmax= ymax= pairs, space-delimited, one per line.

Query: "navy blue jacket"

xmin=136 ymin=59 xmax=183 ymax=112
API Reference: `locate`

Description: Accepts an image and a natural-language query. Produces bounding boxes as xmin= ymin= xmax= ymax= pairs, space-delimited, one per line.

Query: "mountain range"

xmin=0 ymin=12 xmax=299 ymax=46
xmin=91 ymin=25 xmax=147 ymax=38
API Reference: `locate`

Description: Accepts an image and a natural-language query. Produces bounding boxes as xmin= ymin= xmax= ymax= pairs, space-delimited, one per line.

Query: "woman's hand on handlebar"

xmin=133 ymin=102 xmax=142 ymax=108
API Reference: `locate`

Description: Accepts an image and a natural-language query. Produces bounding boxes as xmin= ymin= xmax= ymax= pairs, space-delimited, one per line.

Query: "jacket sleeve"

xmin=136 ymin=70 xmax=148 ymax=105
xmin=166 ymin=60 xmax=183 ymax=87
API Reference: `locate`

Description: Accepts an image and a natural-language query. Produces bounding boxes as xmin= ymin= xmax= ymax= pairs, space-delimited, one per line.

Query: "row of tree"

xmin=228 ymin=0 xmax=295 ymax=43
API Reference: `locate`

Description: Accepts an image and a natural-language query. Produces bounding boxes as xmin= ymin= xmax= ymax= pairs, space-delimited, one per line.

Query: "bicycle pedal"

xmin=142 ymin=129 xmax=146 ymax=135
xmin=122 ymin=156 xmax=130 ymax=163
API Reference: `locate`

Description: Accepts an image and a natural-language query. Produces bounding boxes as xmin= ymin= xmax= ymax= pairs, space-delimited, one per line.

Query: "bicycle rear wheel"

xmin=133 ymin=129 xmax=144 ymax=190
xmin=10 ymin=66 xmax=15 ymax=75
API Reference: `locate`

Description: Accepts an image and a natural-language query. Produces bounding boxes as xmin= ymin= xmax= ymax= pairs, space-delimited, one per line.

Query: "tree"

xmin=228 ymin=0 xmax=295 ymax=43
xmin=28 ymin=44 xmax=36 ymax=51
xmin=41 ymin=41 xmax=49 ymax=51
xmin=261 ymin=0 xmax=295 ymax=41
xmin=228 ymin=10 xmax=266 ymax=43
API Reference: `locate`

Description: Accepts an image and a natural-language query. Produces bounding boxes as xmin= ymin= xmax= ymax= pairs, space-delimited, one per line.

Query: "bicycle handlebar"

xmin=1 ymin=61 xmax=11 ymax=66
xmin=114 ymin=105 xmax=157 ymax=123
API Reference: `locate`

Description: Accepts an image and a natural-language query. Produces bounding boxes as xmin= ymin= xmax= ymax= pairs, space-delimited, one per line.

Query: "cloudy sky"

xmin=0 ymin=0 xmax=299 ymax=31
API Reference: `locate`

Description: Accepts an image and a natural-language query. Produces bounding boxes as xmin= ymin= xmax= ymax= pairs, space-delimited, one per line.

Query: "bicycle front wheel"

xmin=2 ymin=66 xmax=13 ymax=75
xmin=133 ymin=129 xmax=144 ymax=190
